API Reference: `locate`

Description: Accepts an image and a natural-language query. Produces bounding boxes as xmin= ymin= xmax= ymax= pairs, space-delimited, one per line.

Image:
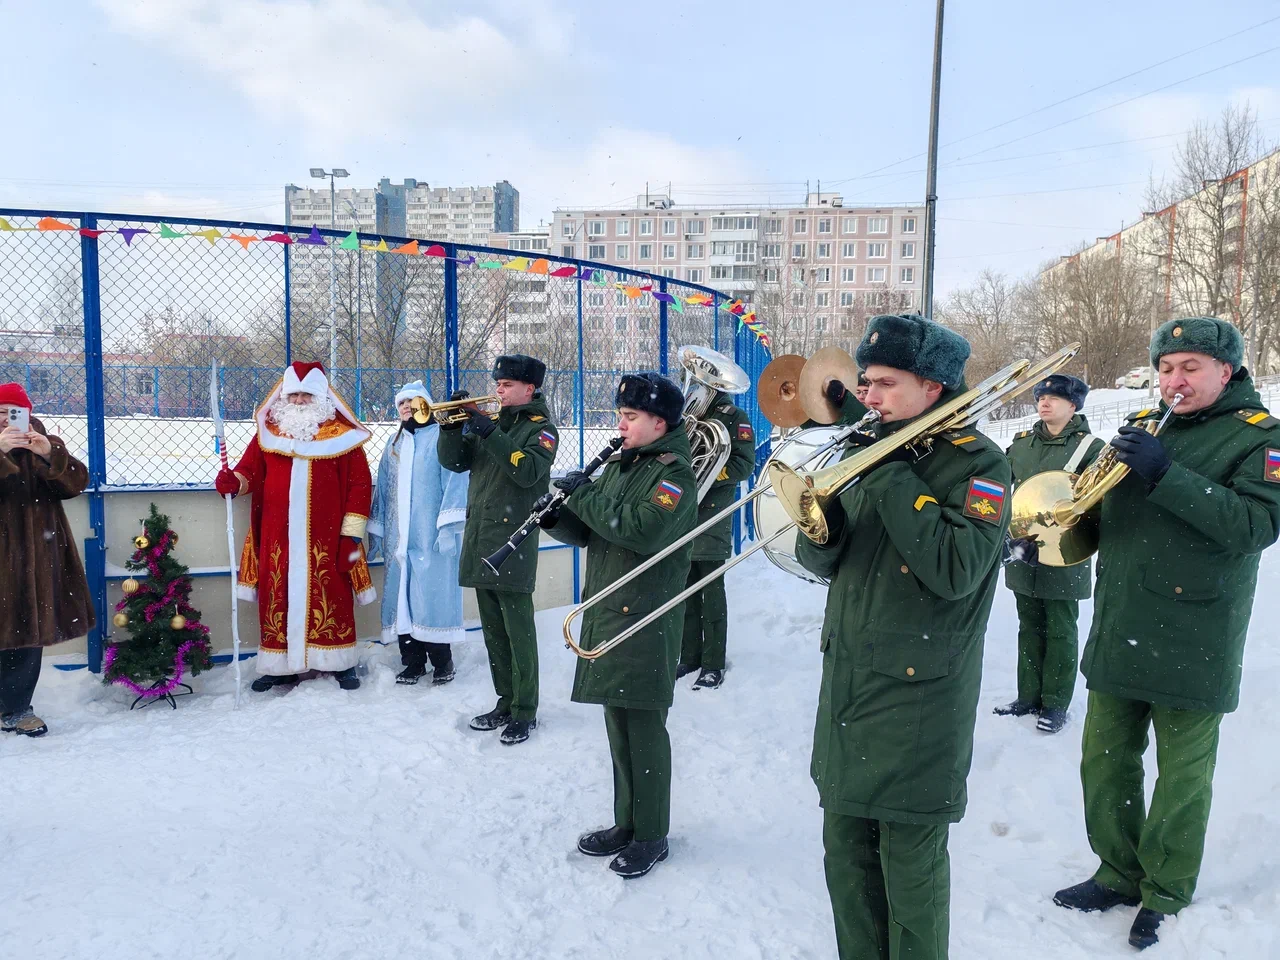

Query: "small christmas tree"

xmin=104 ymin=504 xmax=212 ymax=704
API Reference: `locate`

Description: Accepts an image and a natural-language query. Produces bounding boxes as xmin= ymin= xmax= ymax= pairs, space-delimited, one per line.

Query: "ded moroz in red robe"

xmin=232 ymin=364 xmax=375 ymax=675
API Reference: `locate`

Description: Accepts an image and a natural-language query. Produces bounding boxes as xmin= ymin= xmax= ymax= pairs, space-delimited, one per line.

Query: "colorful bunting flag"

xmin=528 ymin=258 xmax=550 ymax=274
xmin=37 ymin=217 xmax=75 ymax=231
xmin=78 ymin=228 xmax=107 ymax=239
xmin=393 ymin=240 xmax=419 ymax=255
xmin=503 ymin=257 xmax=530 ymax=271
xmin=477 ymin=259 xmax=502 ymax=269
xmin=262 ymin=232 xmax=292 ymax=244
xmin=550 ymin=265 xmax=577 ymax=277
xmin=296 ymin=226 xmax=327 ymax=246
xmin=159 ymin=224 xmax=184 ymax=239
xmin=424 ymin=244 xmax=446 ymax=257
xmin=119 ymin=228 xmax=150 ymax=246
xmin=670 ymin=296 xmax=684 ymax=314
xmin=227 ymin=234 xmax=257 ymax=251
xmin=0 ymin=218 xmax=13 ymax=231
xmin=338 ymin=231 xmax=359 ymax=250
xmin=455 ymin=255 xmax=476 ymax=266
xmin=192 ymin=227 xmax=222 ymax=245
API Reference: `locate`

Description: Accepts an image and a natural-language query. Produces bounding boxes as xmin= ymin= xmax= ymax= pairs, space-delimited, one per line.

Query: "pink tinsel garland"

xmin=103 ymin=637 xmax=208 ymax=698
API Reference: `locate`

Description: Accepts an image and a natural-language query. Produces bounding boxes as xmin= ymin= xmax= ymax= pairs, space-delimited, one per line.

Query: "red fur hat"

xmin=0 ymin=382 xmax=33 ymax=409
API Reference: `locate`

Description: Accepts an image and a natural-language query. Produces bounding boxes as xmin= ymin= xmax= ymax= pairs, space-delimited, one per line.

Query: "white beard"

xmin=268 ymin=394 xmax=337 ymax=441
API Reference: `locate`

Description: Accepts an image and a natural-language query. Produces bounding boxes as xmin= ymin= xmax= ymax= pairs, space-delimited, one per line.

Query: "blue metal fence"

xmin=0 ymin=207 xmax=772 ymax=670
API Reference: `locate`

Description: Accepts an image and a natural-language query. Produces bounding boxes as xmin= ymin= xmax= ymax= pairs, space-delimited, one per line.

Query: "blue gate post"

xmin=80 ymin=216 xmax=108 ymax=673
xmin=724 ymin=295 xmax=743 ymax=554
xmin=573 ymin=274 xmax=586 ymax=604
xmin=443 ymin=244 xmax=460 ymax=396
xmin=283 ymin=244 xmax=293 ymax=364
xmin=712 ymin=291 xmax=720 ymax=352
xmin=658 ymin=278 xmax=669 ymax=375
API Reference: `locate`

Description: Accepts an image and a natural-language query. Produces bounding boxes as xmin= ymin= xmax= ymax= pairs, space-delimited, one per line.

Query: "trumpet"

xmin=562 ymin=342 xmax=1082 ymax=660
xmin=429 ymin=395 xmax=502 ymax=425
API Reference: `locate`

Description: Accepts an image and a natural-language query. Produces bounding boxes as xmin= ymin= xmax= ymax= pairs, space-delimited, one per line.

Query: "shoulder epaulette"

xmin=656 ymin=452 xmax=678 ymax=465
xmin=1234 ymin=409 xmax=1280 ymax=429
xmin=716 ymin=403 xmax=735 ymax=415
xmin=1014 ymin=430 xmax=1032 ymax=441
xmin=1125 ymin=408 xmax=1160 ymax=422
xmin=606 ymin=452 xmax=623 ymax=464
xmin=944 ymin=431 xmax=983 ymax=453
xmin=528 ymin=414 xmax=546 ymax=422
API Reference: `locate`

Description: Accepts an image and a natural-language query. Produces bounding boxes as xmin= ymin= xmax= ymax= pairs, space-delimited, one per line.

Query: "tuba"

xmin=678 ymin=345 xmax=751 ymax=502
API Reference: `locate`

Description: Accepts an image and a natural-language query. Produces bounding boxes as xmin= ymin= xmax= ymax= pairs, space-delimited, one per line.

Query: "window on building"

xmin=763 ymin=243 xmax=782 ymax=259
xmin=616 ymin=219 xmax=631 ymax=237
xmin=663 ymin=219 xmax=677 ymax=236
xmin=659 ymin=268 xmax=677 ymax=279
xmin=840 ymin=292 xmax=855 ymax=307
xmin=615 ymin=316 xmax=627 ymax=332
xmin=816 ymin=316 xmax=828 ymax=333
xmin=734 ymin=241 xmax=756 ymax=263
xmin=793 ymin=218 xmax=809 ymax=234
xmin=686 ymin=243 xmax=704 ymax=259
xmin=867 ymin=267 xmax=886 ymax=283
xmin=614 ymin=339 xmax=626 ymax=357
xmin=840 ymin=316 xmax=852 ymax=331
xmin=763 ymin=267 xmax=780 ymax=283
xmin=561 ymin=244 xmax=575 ymax=258
xmin=792 ymin=266 xmax=805 ymax=284
xmin=867 ymin=242 xmax=887 ymax=258
xmin=816 ymin=292 xmax=830 ymax=307
xmin=711 ymin=216 xmax=758 ymax=231
xmin=840 ymin=267 xmax=856 ymax=282
xmin=841 ymin=216 xmax=858 ymax=235
xmin=685 ymin=219 xmax=705 ymax=235
xmin=817 ymin=242 xmax=832 ymax=259
xmin=588 ymin=244 xmax=606 ymax=259
xmin=868 ymin=217 xmax=888 ymax=234
xmin=842 ymin=242 xmax=857 ymax=258
xmin=902 ymin=217 xmax=917 ymax=233
xmin=616 ymin=291 xmax=628 ymax=306
xmin=616 ymin=244 xmax=630 ymax=260
xmin=792 ymin=242 xmax=807 ymax=259
xmin=765 ymin=218 xmax=783 ymax=234
xmin=900 ymin=267 xmax=916 ymax=284
xmin=638 ymin=315 xmax=651 ymax=331
xmin=588 ymin=292 xmax=605 ymax=306
xmin=662 ymin=243 xmax=677 ymax=259
xmin=686 ymin=268 xmax=704 ymax=283
xmin=901 ymin=242 xmax=916 ymax=258
xmin=814 ymin=267 xmax=831 ymax=283
xmin=589 ymin=220 xmax=605 ymax=236
xmin=791 ymin=291 xmax=805 ymax=307
xmin=710 ymin=265 xmax=732 ymax=280
xmin=639 ymin=243 xmax=653 ymax=259
xmin=818 ymin=218 xmax=832 ymax=234
xmin=639 ymin=219 xmax=653 ymax=236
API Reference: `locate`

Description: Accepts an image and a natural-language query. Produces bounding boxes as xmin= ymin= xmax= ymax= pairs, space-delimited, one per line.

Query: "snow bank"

xmin=2 ymin=552 xmax=1277 ymax=958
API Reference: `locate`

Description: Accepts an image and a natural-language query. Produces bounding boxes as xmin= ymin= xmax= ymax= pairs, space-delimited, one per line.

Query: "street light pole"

xmin=921 ymin=0 xmax=945 ymax=319
xmin=310 ymin=167 xmax=349 ymax=374
xmin=344 ymin=198 xmax=363 ymax=417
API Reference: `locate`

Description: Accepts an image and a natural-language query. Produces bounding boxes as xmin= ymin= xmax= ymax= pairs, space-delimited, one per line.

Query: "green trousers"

xmin=604 ymin=705 xmax=671 ymax=842
xmin=822 ymin=811 xmax=950 ymax=960
xmin=1081 ymin=690 xmax=1223 ymax=914
xmin=680 ymin=560 xmax=727 ymax=671
xmin=475 ymin=588 xmax=539 ymax=722
xmin=1013 ymin=593 xmax=1080 ymax=711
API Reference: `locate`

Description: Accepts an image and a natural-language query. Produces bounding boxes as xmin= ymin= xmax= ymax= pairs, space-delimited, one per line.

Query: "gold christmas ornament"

xmin=134 ymin=535 xmax=150 ymax=550
xmin=121 ymin=578 xmax=140 ymax=595
xmin=112 ymin=612 xmax=129 ymax=628
xmin=170 ymin=614 xmax=187 ymax=630
xmin=171 ymin=533 xmax=179 ymax=547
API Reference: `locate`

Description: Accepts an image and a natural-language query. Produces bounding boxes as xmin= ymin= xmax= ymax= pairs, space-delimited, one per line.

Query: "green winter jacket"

xmin=1004 ymin=414 xmax=1106 ymax=600
xmin=1081 ymin=374 xmax=1280 ymax=714
xmin=438 ymin=395 xmax=558 ymax=594
xmin=543 ymin=425 xmax=697 ymax=710
xmin=690 ymin=393 xmax=757 ymax=562
xmin=797 ymin=405 xmax=1011 ymax=824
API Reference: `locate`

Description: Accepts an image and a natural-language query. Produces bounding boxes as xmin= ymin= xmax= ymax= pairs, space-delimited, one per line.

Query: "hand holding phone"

xmin=6 ymin=406 xmax=29 ymax=433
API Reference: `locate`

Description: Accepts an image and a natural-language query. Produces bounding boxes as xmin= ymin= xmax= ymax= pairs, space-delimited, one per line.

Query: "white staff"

xmin=210 ymin=359 xmax=243 ymax=708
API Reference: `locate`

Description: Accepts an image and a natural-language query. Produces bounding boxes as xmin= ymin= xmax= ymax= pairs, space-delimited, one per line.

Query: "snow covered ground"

xmin=4 ymin=552 xmax=1279 ymax=959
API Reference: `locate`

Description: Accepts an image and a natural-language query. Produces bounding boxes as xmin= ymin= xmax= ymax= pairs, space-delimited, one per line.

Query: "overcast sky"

xmin=2 ymin=0 xmax=1278 ymax=296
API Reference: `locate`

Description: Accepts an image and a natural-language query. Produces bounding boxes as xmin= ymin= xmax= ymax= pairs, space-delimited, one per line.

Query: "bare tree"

xmin=935 ymin=269 xmax=1035 ymax=390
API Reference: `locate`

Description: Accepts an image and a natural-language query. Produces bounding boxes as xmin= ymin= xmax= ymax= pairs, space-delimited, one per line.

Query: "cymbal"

xmin=799 ymin=347 xmax=860 ymax=424
xmin=1006 ymin=470 xmax=1098 ymax=566
xmin=757 ymin=354 xmax=808 ymax=428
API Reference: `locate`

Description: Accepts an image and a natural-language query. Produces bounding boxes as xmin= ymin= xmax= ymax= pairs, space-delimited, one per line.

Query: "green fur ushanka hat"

xmin=1149 ymin=317 xmax=1244 ymax=370
xmin=855 ymin=313 xmax=971 ymax=389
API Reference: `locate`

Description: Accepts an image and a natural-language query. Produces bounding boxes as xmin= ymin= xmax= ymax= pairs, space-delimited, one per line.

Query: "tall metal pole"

xmin=921 ymin=0 xmax=946 ymax=319
xmin=328 ymin=175 xmax=338 ymax=372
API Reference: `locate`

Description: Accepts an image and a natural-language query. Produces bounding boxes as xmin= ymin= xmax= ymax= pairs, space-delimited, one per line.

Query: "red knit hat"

xmin=0 ymin=382 xmax=32 ymax=409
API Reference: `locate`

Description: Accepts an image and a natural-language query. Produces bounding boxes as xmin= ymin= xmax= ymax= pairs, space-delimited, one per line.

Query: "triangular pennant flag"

xmin=424 ymin=244 xmax=446 ymax=257
xmin=37 ymin=217 xmax=76 ymax=232
xmin=670 ymin=295 xmax=684 ymax=314
xmin=476 ymin=259 xmax=502 ymax=269
xmin=652 ymin=291 xmax=674 ymax=304
xmin=623 ymin=286 xmax=642 ymax=299
xmin=193 ymin=227 xmax=222 ymax=245
xmin=159 ymin=224 xmax=184 ymax=238
xmin=528 ymin=258 xmax=550 ymax=274
xmin=550 ymin=265 xmax=577 ymax=277
xmin=455 ymin=255 xmax=476 ymax=266
xmin=503 ymin=257 xmax=531 ymax=271
xmin=227 ymin=234 xmax=257 ymax=251
xmin=78 ymin=228 xmax=106 ymax=239
xmin=118 ymin=228 xmax=151 ymax=246
xmin=640 ymin=284 xmax=653 ymax=292
xmin=360 ymin=242 xmax=380 ymax=251
xmin=373 ymin=239 xmax=389 ymax=253
xmin=0 ymin=218 xmax=12 ymax=231
xmin=262 ymin=232 xmax=292 ymax=244
xmin=296 ymin=226 xmax=327 ymax=246
xmin=577 ymin=267 xmax=593 ymax=280
xmin=686 ymin=293 xmax=711 ymax=306
xmin=392 ymin=240 xmax=419 ymax=255
xmin=592 ymin=270 xmax=607 ymax=286
xmin=338 ymin=231 xmax=359 ymax=250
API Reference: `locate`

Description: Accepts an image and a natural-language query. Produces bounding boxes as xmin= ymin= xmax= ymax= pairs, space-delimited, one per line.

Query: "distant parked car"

xmin=1118 ymin=367 xmax=1158 ymax=389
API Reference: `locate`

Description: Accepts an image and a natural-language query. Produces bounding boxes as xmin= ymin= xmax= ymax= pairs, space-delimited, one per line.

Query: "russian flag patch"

xmin=738 ymin=422 xmax=753 ymax=441
xmin=1266 ymin=449 xmax=1280 ymax=483
xmin=651 ymin=479 xmax=684 ymax=511
xmin=538 ymin=429 xmax=556 ymax=450
xmin=963 ymin=477 xmax=1006 ymax=524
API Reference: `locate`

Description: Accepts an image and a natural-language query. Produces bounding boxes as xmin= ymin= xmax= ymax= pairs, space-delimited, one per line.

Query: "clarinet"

xmin=482 ymin=437 xmax=625 ymax=575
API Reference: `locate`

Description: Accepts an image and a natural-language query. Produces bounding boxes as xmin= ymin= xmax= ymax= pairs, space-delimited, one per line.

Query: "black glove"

xmin=1006 ymin=536 xmax=1039 ymax=567
xmin=467 ymin=408 xmax=497 ymax=439
xmin=535 ymin=492 xmax=563 ymax=529
xmin=449 ymin=390 xmax=470 ymax=402
xmin=440 ymin=390 xmax=471 ymax=430
xmin=553 ymin=470 xmax=592 ymax=496
xmin=531 ymin=491 xmax=558 ymax=514
xmin=844 ymin=430 xmax=879 ymax=449
xmin=1111 ymin=425 xmax=1172 ymax=484
xmin=825 ymin=379 xmax=847 ymax=406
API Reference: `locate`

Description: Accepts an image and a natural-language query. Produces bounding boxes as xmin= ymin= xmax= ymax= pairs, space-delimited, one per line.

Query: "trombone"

xmin=562 ymin=343 xmax=1081 ymax=660
xmin=429 ymin=395 xmax=502 ymax=426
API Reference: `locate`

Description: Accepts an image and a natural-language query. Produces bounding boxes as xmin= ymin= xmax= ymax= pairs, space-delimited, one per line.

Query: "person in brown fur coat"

xmin=0 ymin=382 xmax=95 ymax=736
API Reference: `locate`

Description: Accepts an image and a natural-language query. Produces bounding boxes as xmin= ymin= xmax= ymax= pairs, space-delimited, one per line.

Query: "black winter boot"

xmin=609 ymin=838 xmax=669 ymax=878
xmin=432 ymin=659 xmax=456 ymax=685
xmin=1129 ymin=907 xmax=1167 ymax=950
xmin=676 ymin=663 xmax=698 ymax=680
xmin=1053 ymin=879 xmax=1141 ymax=912
xmin=577 ymin=826 xmax=634 ymax=857
xmin=693 ymin=669 xmax=723 ymax=690
xmin=499 ymin=718 xmax=537 ymax=745
xmin=994 ymin=698 xmax=1040 ymax=717
xmin=396 ymin=663 xmax=427 ymax=685
xmin=1037 ymin=707 xmax=1068 ymax=734
xmin=469 ymin=706 xmax=511 ymax=731
xmin=251 ymin=674 xmax=298 ymax=692
xmin=334 ymin=668 xmax=360 ymax=690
